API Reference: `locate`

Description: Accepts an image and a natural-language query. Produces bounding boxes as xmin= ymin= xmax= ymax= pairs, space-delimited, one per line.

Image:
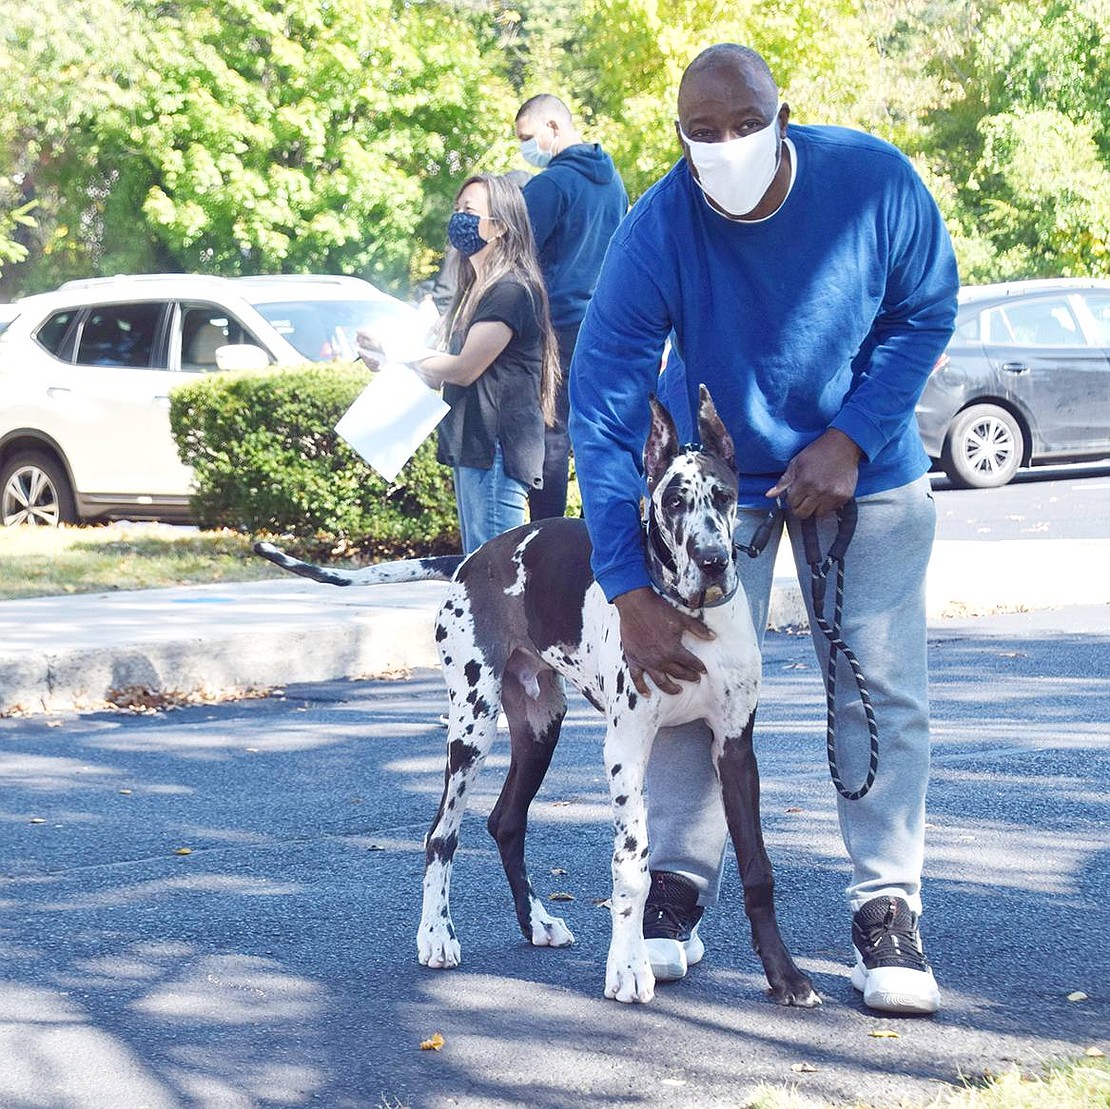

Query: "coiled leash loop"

xmin=801 ymin=501 xmax=879 ymax=801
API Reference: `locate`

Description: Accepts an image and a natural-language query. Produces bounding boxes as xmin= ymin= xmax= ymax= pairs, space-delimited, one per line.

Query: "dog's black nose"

xmin=693 ymin=548 xmax=729 ymax=577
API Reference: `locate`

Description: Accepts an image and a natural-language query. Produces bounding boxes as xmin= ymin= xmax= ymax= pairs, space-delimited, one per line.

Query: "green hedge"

xmin=168 ymin=365 xmax=459 ymax=555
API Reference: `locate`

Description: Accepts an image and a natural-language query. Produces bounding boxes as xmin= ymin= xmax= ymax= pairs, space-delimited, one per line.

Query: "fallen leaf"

xmin=1067 ymin=991 xmax=1088 ymax=1002
xmin=1085 ymin=1046 xmax=1105 ymax=1057
xmin=118 ymin=789 xmax=132 ymax=795
xmin=28 ymin=817 xmax=46 ymax=825
xmin=550 ymin=867 xmax=567 ymax=875
xmin=869 ymin=1030 xmax=899 ymax=1039
xmin=420 ymin=1032 xmax=445 ymax=1051
xmin=593 ymin=898 xmax=612 ymax=908
xmin=785 ymin=807 xmax=803 ymax=813
xmin=46 ymin=720 xmax=63 ymax=728
xmin=174 ymin=847 xmax=193 ymax=856
xmin=551 ymin=800 xmax=571 ymax=807
xmin=791 ymin=1062 xmax=818 ymax=1072
xmin=549 ymin=891 xmax=575 ymax=902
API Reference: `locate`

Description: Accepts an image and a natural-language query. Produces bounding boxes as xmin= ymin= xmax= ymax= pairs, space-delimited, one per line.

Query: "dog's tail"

xmin=253 ymin=541 xmax=464 ymax=587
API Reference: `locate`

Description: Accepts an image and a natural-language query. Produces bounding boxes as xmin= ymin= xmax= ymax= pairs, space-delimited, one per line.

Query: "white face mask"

xmin=680 ymin=108 xmax=782 ymax=217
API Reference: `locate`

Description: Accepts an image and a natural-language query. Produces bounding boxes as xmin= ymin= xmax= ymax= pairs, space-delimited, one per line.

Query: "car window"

xmin=179 ymin=304 xmax=255 ymax=371
xmin=252 ymin=298 xmax=408 ymax=361
xmin=34 ymin=309 xmax=80 ymax=358
xmin=954 ymin=312 xmax=981 ymax=342
xmin=75 ymin=302 xmax=165 ymax=367
xmin=1079 ymin=293 xmax=1110 ymax=345
xmin=995 ymin=298 xmax=1085 ymax=347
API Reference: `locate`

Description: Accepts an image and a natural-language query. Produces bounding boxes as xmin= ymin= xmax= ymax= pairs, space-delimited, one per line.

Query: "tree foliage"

xmin=1 ymin=0 xmax=1108 ymax=295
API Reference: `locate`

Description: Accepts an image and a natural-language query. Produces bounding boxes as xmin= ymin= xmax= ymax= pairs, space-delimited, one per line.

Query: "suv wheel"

xmin=941 ymin=403 xmax=1025 ymax=489
xmin=1 ymin=451 xmax=77 ymax=526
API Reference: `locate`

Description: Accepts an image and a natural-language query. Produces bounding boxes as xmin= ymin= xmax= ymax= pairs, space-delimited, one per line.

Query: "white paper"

xmin=336 ymin=362 xmax=450 ymax=482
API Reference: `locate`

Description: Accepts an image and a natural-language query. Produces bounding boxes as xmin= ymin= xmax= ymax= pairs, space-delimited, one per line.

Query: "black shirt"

xmin=436 ymin=278 xmax=545 ymax=488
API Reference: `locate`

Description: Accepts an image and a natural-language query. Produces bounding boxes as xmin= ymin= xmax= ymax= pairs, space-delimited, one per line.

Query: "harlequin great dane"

xmin=255 ymin=386 xmax=818 ymax=1007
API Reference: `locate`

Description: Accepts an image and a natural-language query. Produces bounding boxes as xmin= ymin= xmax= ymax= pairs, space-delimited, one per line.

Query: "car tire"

xmin=0 ymin=450 xmax=78 ymax=526
xmin=940 ymin=404 xmax=1025 ymax=489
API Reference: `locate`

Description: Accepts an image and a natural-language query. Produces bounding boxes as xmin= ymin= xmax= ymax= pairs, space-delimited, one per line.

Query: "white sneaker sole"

xmin=646 ymin=928 xmax=705 ymax=982
xmin=851 ymin=957 xmax=940 ymax=1014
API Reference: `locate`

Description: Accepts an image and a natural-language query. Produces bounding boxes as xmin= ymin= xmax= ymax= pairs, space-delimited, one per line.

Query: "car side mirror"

xmin=215 ymin=344 xmax=270 ymax=372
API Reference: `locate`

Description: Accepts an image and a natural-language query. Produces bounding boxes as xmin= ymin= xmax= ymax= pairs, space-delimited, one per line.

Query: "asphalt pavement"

xmin=0 ymin=534 xmax=1108 ymax=1107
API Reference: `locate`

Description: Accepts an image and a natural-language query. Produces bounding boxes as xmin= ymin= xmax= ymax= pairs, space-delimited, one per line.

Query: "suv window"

xmin=75 ymin=302 xmax=166 ymax=367
xmin=179 ymin=304 xmax=253 ymax=371
xmin=35 ymin=309 xmax=80 ymax=358
xmin=1079 ymin=293 xmax=1110 ymax=346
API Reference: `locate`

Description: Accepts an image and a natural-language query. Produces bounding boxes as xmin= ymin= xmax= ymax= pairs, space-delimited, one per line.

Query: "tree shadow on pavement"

xmin=0 ymin=624 xmax=1105 ymax=1107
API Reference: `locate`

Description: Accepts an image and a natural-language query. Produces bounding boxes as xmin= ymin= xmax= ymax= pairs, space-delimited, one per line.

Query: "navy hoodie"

xmin=522 ymin=143 xmax=628 ymax=331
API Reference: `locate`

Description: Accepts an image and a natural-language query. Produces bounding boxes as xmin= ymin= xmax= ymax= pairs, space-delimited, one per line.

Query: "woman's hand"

xmin=355 ymin=328 xmax=384 ymax=371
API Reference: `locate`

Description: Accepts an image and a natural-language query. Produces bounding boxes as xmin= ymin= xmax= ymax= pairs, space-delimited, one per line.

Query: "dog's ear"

xmin=696 ymin=384 xmax=736 ymax=473
xmin=644 ymin=394 xmax=680 ymax=492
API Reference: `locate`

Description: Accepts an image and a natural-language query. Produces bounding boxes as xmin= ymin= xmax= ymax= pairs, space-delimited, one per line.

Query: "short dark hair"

xmin=515 ymin=94 xmax=572 ymax=127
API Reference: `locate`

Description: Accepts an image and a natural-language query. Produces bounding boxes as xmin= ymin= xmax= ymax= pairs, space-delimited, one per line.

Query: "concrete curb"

xmin=2 ymin=539 xmax=1108 ymax=715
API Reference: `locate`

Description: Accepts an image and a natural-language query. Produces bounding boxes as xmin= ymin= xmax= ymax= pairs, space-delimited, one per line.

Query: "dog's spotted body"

xmin=256 ymin=387 xmax=817 ymax=1006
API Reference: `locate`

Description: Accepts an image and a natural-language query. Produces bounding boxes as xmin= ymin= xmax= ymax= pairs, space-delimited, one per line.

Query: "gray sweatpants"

xmin=645 ymin=475 xmax=935 ymax=915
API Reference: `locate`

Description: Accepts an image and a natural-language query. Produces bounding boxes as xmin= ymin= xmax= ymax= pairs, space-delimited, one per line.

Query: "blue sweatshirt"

xmin=568 ymin=124 xmax=959 ymax=602
xmin=523 ymin=143 xmax=628 ymax=331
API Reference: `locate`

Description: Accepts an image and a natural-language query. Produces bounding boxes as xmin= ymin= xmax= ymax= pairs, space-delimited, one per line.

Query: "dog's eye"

xmin=711 ymin=489 xmax=734 ymax=511
xmin=664 ymin=492 xmax=685 ymax=511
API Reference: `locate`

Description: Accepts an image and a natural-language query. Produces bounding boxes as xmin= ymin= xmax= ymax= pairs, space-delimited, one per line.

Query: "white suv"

xmin=0 ymin=273 xmax=416 ymax=525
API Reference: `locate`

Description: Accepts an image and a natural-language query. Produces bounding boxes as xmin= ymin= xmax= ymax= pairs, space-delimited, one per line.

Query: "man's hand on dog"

xmin=614 ymin=587 xmax=714 ymax=696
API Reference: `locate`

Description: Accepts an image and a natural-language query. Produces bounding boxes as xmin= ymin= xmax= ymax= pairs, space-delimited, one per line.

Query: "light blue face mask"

xmin=520 ymin=136 xmax=553 ymax=169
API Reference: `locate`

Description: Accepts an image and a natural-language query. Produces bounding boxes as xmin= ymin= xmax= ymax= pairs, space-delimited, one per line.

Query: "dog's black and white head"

xmin=644 ymin=385 xmax=740 ymax=611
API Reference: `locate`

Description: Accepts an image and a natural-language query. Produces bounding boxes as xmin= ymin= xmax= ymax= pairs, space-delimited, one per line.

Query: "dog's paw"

xmin=417 ymin=920 xmax=462 ymax=969
xmin=604 ymin=947 xmax=656 ymax=1003
xmin=531 ymin=916 xmax=575 ymax=948
xmin=768 ymin=973 xmax=822 ymax=1008
xmin=528 ymin=902 xmax=575 ymax=948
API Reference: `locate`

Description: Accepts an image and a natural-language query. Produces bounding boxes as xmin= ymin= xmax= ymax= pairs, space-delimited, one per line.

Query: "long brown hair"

xmin=438 ymin=173 xmax=561 ymax=425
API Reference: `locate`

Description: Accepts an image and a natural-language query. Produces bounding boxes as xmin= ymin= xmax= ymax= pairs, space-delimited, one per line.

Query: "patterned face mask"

xmin=447 ymin=210 xmax=489 ymax=257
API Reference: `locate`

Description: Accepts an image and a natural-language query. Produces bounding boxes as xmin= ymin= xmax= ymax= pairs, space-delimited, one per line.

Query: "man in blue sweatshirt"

xmin=514 ymin=95 xmax=628 ymax=520
xmin=568 ymin=44 xmax=958 ymax=1014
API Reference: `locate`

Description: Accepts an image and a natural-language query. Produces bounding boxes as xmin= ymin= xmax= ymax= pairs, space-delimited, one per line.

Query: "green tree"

xmin=913 ymin=0 xmax=1110 ymax=280
xmin=0 ymin=0 xmax=519 ymax=296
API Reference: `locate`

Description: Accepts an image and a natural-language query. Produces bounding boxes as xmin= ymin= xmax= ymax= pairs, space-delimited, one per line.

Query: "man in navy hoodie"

xmin=514 ymin=95 xmax=628 ymax=520
xmin=568 ymin=45 xmax=958 ymax=1015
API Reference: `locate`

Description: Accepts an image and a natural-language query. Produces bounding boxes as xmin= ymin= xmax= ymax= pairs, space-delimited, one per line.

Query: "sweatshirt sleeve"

xmin=830 ymin=167 xmax=959 ymax=460
xmin=522 ymin=173 xmax=566 ymax=252
xmin=568 ymin=232 xmax=673 ymax=601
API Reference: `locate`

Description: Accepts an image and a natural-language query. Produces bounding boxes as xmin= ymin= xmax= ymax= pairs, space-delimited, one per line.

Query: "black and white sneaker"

xmin=851 ymin=895 xmax=940 ymax=1014
xmin=643 ymin=870 xmax=705 ymax=982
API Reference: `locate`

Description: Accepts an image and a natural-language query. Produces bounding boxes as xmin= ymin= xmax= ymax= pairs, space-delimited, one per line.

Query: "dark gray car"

xmin=915 ymin=277 xmax=1110 ymax=488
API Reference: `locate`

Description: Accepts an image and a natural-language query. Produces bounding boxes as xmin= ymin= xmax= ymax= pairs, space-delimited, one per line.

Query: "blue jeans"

xmin=453 ymin=443 xmax=529 ymax=554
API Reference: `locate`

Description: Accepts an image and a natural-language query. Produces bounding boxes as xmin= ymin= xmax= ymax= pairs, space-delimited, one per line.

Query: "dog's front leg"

xmin=714 ymin=711 xmax=821 ymax=1007
xmin=603 ymin=714 xmax=656 ymax=1004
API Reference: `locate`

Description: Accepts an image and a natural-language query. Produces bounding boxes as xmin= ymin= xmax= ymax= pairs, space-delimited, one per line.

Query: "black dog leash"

xmin=800 ymin=501 xmax=879 ymax=801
